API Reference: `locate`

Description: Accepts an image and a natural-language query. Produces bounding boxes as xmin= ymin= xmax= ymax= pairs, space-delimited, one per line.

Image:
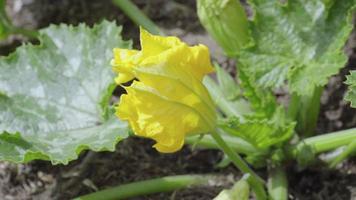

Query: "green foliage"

xmin=197 ymin=0 xmax=252 ymax=56
xmin=345 ymin=71 xmax=356 ymax=107
xmin=214 ymin=63 xmax=241 ymax=101
xmin=293 ymin=142 xmax=316 ymax=167
xmin=0 ymin=21 xmax=131 ymax=164
xmin=213 ymin=177 xmax=250 ymax=200
xmin=237 ymin=65 xmax=277 ymax=118
xmin=329 ymin=140 xmax=356 ymax=168
xmin=220 ymin=108 xmax=295 ymax=150
xmin=238 ymin=0 xmax=355 ymax=96
xmin=206 ymin=60 xmax=294 ymax=154
xmin=0 ymin=0 xmax=12 ymax=39
xmin=204 ymin=73 xmax=251 ymax=118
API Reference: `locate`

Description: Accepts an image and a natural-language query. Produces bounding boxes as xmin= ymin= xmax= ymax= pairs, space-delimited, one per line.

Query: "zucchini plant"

xmin=0 ymin=0 xmax=356 ymax=199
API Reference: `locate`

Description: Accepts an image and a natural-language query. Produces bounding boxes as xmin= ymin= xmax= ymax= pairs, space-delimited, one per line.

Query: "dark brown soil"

xmin=0 ymin=1 xmax=356 ymax=200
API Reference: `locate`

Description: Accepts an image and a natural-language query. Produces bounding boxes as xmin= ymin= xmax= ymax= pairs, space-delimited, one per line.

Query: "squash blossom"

xmin=111 ymin=28 xmax=217 ymax=153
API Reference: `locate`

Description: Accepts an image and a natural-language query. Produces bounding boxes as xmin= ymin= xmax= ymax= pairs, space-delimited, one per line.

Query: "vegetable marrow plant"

xmin=0 ymin=0 xmax=356 ymax=199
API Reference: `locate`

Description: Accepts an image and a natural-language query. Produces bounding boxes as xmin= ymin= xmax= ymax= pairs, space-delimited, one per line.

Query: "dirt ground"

xmin=0 ymin=0 xmax=355 ymax=200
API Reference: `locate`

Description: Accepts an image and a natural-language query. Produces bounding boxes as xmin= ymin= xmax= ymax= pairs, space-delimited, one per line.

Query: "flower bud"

xmin=197 ymin=0 xmax=252 ymax=57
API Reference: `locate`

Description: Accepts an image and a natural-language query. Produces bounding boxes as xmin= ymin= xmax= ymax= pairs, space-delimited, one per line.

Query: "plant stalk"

xmin=74 ymin=175 xmax=213 ymax=200
xmin=289 ymin=87 xmax=323 ymax=137
xmin=267 ymin=166 xmax=288 ymax=200
xmin=0 ymin=3 xmax=38 ymax=39
xmin=289 ymin=127 xmax=356 ymax=157
xmin=211 ymin=129 xmax=267 ymax=200
xmin=112 ymin=0 xmax=163 ymax=35
xmin=329 ymin=140 xmax=356 ymax=168
xmin=185 ymin=134 xmax=258 ymax=155
xmin=11 ymin=27 xmax=39 ymax=39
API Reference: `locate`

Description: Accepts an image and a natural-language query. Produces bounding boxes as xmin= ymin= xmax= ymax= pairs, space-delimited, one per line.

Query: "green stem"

xmin=287 ymin=92 xmax=300 ymax=120
xmin=267 ymin=166 xmax=288 ymax=200
xmin=112 ymin=0 xmax=163 ymax=35
xmin=185 ymin=134 xmax=259 ymax=155
xmin=211 ymin=129 xmax=267 ymax=200
xmin=0 ymin=2 xmax=12 ymax=29
xmin=289 ymin=87 xmax=323 ymax=137
xmin=0 ymin=4 xmax=38 ymax=40
xmin=11 ymin=27 xmax=39 ymax=39
xmin=289 ymin=127 xmax=356 ymax=157
xmin=74 ymin=175 xmax=213 ymax=200
xmin=329 ymin=140 xmax=356 ymax=168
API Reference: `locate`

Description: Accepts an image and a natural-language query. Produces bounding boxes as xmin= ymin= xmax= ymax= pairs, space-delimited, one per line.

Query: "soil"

xmin=0 ymin=0 xmax=355 ymax=200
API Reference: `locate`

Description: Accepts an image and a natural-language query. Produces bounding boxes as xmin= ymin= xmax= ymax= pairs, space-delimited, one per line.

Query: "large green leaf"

xmin=0 ymin=21 xmax=131 ymax=164
xmin=238 ymin=0 xmax=355 ymax=96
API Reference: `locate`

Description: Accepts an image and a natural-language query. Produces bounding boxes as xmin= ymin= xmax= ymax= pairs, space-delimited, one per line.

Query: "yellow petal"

xmin=117 ymin=81 xmax=211 ymax=153
xmin=139 ymin=29 xmax=214 ymax=81
xmin=114 ymin=73 xmax=135 ymax=85
xmin=134 ymin=67 xmax=216 ymax=124
xmin=112 ymin=48 xmax=141 ymax=84
xmin=140 ymin=27 xmax=182 ymax=57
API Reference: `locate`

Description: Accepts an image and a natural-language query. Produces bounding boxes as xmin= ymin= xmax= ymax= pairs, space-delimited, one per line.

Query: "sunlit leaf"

xmin=0 ymin=21 xmax=131 ymax=164
xmin=238 ymin=0 xmax=355 ymax=96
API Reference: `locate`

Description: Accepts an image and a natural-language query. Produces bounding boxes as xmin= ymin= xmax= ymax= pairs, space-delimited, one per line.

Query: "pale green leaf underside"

xmin=0 ymin=21 xmax=131 ymax=164
xmin=239 ymin=0 xmax=355 ymax=96
xmin=203 ymin=76 xmax=251 ymax=119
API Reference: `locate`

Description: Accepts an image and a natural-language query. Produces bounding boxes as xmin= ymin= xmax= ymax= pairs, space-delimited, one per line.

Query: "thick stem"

xmin=303 ymin=128 xmax=356 ymax=153
xmin=112 ymin=0 xmax=163 ymax=35
xmin=74 ymin=175 xmax=213 ymax=200
xmin=185 ymin=134 xmax=259 ymax=155
xmin=268 ymin=166 xmax=288 ymax=200
xmin=289 ymin=127 xmax=356 ymax=157
xmin=289 ymin=87 xmax=323 ymax=137
xmin=211 ymin=129 xmax=267 ymax=200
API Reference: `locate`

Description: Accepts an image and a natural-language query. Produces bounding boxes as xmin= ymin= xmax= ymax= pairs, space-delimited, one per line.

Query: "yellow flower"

xmin=112 ymin=28 xmax=216 ymax=153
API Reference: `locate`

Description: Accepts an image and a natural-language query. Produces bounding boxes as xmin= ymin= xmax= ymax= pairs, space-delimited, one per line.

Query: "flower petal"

xmin=140 ymin=27 xmax=182 ymax=57
xmin=134 ymin=67 xmax=216 ymax=124
xmin=117 ymin=81 xmax=211 ymax=153
xmin=112 ymin=48 xmax=140 ymax=84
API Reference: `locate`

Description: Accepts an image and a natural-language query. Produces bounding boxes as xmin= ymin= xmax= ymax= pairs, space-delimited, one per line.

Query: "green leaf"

xmin=238 ymin=0 xmax=355 ymax=96
xmin=203 ymin=76 xmax=251 ymax=118
xmin=345 ymin=71 xmax=356 ymax=107
xmin=237 ymin=65 xmax=277 ymax=118
xmin=220 ymin=108 xmax=295 ymax=150
xmin=213 ymin=177 xmax=250 ymax=200
xmin=0 ymin=21 xmax=131 ymax=164
xmin=214 ymin=63 xmax=241 ymax=101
